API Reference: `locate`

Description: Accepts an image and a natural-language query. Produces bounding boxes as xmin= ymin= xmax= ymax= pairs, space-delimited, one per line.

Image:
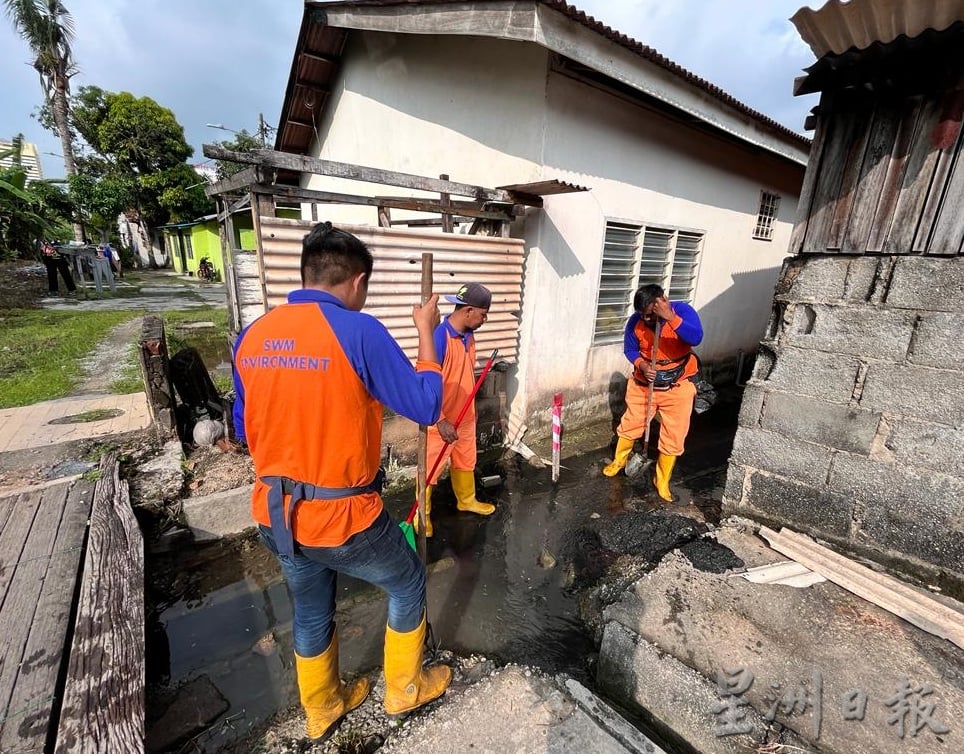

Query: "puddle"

xmin=144 ymin=399 xmax=739 ymax=752
xmin=48 ymin=408 xmax=125 ymax=424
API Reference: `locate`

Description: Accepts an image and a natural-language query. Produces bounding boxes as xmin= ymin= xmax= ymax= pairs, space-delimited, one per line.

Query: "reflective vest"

xmin=234 ymin=302 xmax=384 ymax=549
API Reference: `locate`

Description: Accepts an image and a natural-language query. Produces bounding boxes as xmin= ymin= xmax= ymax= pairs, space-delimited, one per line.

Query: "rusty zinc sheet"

xmin=257 ymin=217 xmax=524 ymax=365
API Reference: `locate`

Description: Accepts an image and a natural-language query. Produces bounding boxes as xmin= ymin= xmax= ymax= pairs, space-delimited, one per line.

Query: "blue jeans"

xmin=259 ymin=508 xmax=425 ymax=657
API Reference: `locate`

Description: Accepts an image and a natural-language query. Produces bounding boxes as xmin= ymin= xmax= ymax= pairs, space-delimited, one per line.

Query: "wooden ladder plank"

xmin=760 ymin=526 xmax=964 ymax=649
xmin=0 ymin=481 xmax=93 ymax=754
xmin=0 ymin=491 xmax=44 ymax=605
xmin=0 ymin=485 xmax=71 ymax=751
xmin=55 ymin=454 xmax=144 ymax=754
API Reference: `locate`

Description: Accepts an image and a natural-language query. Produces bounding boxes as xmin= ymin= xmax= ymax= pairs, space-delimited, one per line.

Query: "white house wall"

xmin=513 ymin=70 xmax=802 ymax=416
xmin=304 ymin=31 xmax=550 ymax=224
xmin=303 ymin=29 xmax=803 ymax=425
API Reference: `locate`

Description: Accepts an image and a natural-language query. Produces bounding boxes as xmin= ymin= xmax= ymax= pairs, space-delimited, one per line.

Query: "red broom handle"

xmin=406 ymin=348 xmax=499 ymax=524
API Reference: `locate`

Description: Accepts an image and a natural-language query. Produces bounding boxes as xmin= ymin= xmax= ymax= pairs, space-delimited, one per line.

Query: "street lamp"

xmin=205 ymin=115 xmax=275 ymax=147
xmin=205 ymin=123 xmax=237 ymax=134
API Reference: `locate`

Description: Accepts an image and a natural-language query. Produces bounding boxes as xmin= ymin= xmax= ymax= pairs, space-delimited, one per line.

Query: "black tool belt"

xmin=635 ymin=354 xmax=690 ymax=390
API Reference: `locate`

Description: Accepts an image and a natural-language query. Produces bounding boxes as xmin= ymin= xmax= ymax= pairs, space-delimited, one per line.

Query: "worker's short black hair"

xmin=633 ymin=283 xmax=664 ymax=313
xmin=301 ymin=221 xmax=374 ymax=287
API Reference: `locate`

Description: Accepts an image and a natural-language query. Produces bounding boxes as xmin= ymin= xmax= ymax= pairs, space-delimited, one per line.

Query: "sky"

xmin=1 ymin=0 xmax=824 ymax=180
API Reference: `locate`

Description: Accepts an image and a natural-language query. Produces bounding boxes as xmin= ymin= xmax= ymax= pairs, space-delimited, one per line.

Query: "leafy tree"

xmin=215 ymin=129 xmax=262 ymax=180
xmin=3 ymin=0 xmax=83 ymax=241
xmin=64 ymin=86 xmax=212 ymax=242
xmin=0 ymin=138 xmax=71 ymax=260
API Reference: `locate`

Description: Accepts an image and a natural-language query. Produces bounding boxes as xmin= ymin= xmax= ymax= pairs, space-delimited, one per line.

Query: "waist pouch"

xmin=653 ymin=362 xmax=687 ymax=389
xmin=635 ymin=355 xmax=689 ymax=390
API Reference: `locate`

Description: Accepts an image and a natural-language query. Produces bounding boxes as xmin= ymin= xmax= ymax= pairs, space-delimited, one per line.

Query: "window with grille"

xmin=184 ymin=233 xmax=194 ymax=260
xmin=753 ymin=191 xmax=780 ymax=241
xmin=593 ymin=222 xmax=703 ymax=345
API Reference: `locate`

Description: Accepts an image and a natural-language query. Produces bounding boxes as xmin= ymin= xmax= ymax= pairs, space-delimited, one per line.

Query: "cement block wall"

xmin=723 ymin=254 xmax=964 ymax=578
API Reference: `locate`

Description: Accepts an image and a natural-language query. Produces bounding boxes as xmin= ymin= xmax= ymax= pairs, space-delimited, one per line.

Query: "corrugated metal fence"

xmin=246 ymin=217 xmax=524 ymax=364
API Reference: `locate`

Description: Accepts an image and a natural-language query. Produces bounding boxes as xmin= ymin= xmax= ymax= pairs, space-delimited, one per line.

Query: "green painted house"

xmin=160 ymin=208 xmax=298 ymax=278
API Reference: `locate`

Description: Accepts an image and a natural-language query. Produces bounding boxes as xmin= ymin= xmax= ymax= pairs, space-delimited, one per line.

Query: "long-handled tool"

xmin=400 ymin=347 xmax=499 ymax=549
xmin=414 ymin=253 xmax=434 ymax=564
xmin=625 ymin=324 xmax=660 ymax=479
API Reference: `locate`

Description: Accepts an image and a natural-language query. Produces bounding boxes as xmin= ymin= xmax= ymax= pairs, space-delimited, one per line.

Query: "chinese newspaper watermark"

xmin=713 ymin=667 xmax=950 ymax=742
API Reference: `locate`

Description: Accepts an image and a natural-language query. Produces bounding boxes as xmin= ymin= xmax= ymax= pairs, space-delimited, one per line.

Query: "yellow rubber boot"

xmin=654 ymin=452 xmax=678 ymax=502
xmin=384 ymin=615 xmax=452 ymax=716
xmin=413 ymin=485 xmax=433 ymax=538
xmin=603 ymin=437 xmax=635 ymax=477
xmin=295 ymin=631 xmax=371 ymax=742
xmin=451 ymin=469 xmax=495 ymax=515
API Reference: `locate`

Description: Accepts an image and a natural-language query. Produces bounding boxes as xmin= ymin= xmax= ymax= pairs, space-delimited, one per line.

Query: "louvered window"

xmin=753 ymin=191 xmax=780 ymax=241
xmin=593 ymin=222 xmax=703 ymax=345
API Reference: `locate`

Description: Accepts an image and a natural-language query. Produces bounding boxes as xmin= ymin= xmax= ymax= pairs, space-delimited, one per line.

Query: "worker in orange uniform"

xmin=232 ymin=223 xmax=451 ymax=743
xmin=603 ymin=283 xmax=703 ymax=502
xmin=419 ymin=282 xmax=495 ymax=537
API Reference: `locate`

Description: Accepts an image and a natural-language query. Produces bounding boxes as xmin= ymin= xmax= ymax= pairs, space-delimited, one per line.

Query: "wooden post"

xmin=216 ymin=198 xmax=242 ymax=334
xmin=440 ymin=174 xmax=454 ymax=233
xmin=416 ymin=253 xmax=433 ymax=566
xmin=137 ymin=315 xmax=176 ymax=437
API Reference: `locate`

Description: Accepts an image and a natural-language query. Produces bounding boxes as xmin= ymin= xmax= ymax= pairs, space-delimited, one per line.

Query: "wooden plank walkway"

xmin=0 ymin=454 xmax=144 ymax=753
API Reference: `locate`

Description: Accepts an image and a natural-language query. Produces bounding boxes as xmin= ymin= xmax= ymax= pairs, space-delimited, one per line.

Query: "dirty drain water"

xmin=144 ymin=429 xmax=732 ymax=753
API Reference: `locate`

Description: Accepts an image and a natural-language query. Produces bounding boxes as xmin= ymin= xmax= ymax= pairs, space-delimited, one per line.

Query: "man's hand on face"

xmin=437 ymin=419 xmax=458 ymax=444
xmin=652 ymin=296 xmax=674 ymax=321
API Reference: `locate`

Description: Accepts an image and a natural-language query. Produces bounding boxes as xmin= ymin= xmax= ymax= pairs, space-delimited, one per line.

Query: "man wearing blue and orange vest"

xmin=232 ymin=222 xmax=451 ymax=743
xmin=419 ymin=282 xmax=495 ymax=537
xmin=603 ymin=283 xmax=704 ymax=501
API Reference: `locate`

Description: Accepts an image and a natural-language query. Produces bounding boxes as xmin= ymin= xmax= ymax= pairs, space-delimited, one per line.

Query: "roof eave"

xmin=278 ymin=1 xmax=809 ymax=165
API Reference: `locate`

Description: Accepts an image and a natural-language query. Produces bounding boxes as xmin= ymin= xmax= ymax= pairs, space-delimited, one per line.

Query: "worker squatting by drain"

xmin=231 ymin=221 xmax=702 ymax=743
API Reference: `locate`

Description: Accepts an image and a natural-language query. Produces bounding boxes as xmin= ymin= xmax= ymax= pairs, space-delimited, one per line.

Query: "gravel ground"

xmin=223 ymin=653 xmax=502 ymax=754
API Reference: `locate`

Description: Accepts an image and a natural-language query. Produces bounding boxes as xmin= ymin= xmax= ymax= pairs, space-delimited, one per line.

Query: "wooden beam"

xmin=440 ymin=173 xmax=454 ymax=233
xmin=391 ymin=218 xmax=471 ymax=227
xmin=294 ymin=79 xmax=329 ymax=95
xmin=216 ymin=194 xmax=252 ymax=223
xmin=252 ymin=183 xmax=517 ymax=221
xmin=378 ymin=205 xmax=392 ymax=228
xmin=55 ymin=454 xmax=145 ymax=754
xmin=301 ymin=50 xmax=338 ymax=65
xmin=286 ymin=118 xmax=315 ymax=129
xmin=760 ymin=526 xmax=964 ymax=650
xmin=205 ymin=166 xmax=260 ymax=197
xmin=203 ymin=144 xmax=524 ymax=203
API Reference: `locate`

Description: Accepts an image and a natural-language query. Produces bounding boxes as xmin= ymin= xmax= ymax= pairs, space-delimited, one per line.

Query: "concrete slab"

xmin=181 ymin=484 xmax=255 ymax=542
xmin=0 ymin=393 xmax=151 ymax=452
xmin=382 ymin=665 xmax=664 ymax=754
xmin=598 ymin=522 xmax=964 ymax=754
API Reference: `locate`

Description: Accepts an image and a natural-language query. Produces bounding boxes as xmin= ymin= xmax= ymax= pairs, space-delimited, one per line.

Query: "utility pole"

xmin=257 ymin=113 xmax=270 ymax=147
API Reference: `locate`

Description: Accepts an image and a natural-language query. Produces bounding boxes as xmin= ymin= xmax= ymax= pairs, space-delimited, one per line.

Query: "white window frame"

xmin=592 ymin=220 xmax=704 ymax=346
xmin=753 ymin=190 xmax=780 ymax=241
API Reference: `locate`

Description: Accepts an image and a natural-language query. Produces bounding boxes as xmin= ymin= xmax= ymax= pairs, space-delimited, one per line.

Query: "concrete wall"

xmin=304 ymin=29 xmax=804 ymax=428
xmin=724 ymin=254 xmax=964 ymax=578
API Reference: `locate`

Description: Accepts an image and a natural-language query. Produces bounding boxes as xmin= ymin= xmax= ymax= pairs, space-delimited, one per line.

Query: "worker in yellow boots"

xmin=603 ymin=284 xmax=703 ymax=502
xmin=419 ymin=282 xmax=496 ymax=536
xmin=233 ymin=223 xmax=451 ymax=742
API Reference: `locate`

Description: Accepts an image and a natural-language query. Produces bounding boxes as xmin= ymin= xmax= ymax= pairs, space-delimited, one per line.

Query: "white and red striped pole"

xmin=551 ymin=392 xmax=563 ymax=483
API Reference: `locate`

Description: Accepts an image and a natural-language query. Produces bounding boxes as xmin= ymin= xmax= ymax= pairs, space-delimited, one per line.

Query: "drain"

xmin=49 ymin=408 xmax=125 ymax=424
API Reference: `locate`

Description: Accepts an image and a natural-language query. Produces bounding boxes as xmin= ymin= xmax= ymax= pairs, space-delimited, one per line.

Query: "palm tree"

xmin=4 ymin=0 xmax=83 ymax=241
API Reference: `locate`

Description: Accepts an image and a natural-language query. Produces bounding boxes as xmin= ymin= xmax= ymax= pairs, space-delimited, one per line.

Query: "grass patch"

xmin=0 ymin=309 xmax=143 ymax=408
xmin=165 ymin=307 xmax=232 ymax=364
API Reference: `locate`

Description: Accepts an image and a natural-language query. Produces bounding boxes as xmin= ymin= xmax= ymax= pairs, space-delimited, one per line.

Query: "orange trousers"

xmin=616 ymin=378 xmax=696 ymax=456
xmin=426 ymin=420 xmax=477 ymax=484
